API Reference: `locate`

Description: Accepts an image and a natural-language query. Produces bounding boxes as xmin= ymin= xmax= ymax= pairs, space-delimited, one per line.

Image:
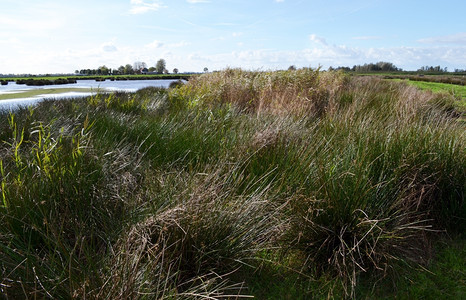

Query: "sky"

xmin=0 ymin=0 xmax=465 ymax=74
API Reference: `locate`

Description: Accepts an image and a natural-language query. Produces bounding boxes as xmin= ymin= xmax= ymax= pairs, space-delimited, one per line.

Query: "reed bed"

xmin=0 ymin=69 xmax=464 ymax=298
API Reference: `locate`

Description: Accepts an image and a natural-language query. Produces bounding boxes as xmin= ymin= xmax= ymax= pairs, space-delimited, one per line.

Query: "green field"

xmin=0 ymin=69 xmax=464 ymax=299
xmin=399 ymin=79 xmax=466 ymax=98
xmin=403 ymin=80 xmax=466 ymax=110
xmin=0 ymin=87 xmax=96 ymax=100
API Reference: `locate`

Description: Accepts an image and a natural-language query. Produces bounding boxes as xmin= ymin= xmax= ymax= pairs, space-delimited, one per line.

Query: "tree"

xmin=173 ymin=68 xmax=179 ymax=74
xmin=203 ymin=67 xmax=209 ymax=73
xmin=155 ymin=59 xmax=166 ymax=74
xmin=99 ymin=65 xmax=109 ymax=75
xmin=288 ymin=65 xmax=297 ymax=71
xmin=124 ymin=64 xmax=134 ymax=75
xmin=118 ymin=65 xmax=125 ymax=75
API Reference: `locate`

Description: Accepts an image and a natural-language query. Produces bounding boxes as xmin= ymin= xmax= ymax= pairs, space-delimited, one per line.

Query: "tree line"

xmin=76 ymin=59 xmax=180 ymax=76
xmin=330 ymin=61 xmax=401 ymax=72
xmin=329 ymin=61 xmax=465 ymax=74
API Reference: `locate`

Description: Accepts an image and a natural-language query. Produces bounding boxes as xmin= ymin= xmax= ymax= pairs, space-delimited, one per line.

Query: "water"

xmin=0 ymin=79 xmax=179 ymax=111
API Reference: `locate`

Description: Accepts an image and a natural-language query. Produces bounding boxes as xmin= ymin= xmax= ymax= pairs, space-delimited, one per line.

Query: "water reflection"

xmin=0 ymin=79 xmax=178 ymax=111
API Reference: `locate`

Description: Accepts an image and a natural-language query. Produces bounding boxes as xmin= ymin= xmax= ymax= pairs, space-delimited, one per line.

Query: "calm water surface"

xmin=0 ymin=79 xmax=178 ymax=111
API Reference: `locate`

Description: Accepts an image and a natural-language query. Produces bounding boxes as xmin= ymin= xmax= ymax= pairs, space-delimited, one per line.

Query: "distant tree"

xmin=338 ymin=66 xmax=351 ymax=72
xmin=203 ymin=67 xmax=209 ymax=73
xmin=148 ymin=67 xmax=156 ymax=72
xmin=99 ymin=65 xmax=109 ymax=75
xmin=124 ymin=64 xmax=134 ymax=75
xmin=118 ymin=65 xmax=125 ymax=75
xmin=337 ymin=61 xmax=400 ymax=73
xmin=288 ymin=65 xmax=297 ymax=71
xmin=155 ymin=59 xmax=166 ymax=74
xmin=417 ymin=65 xmax=447 ymax=73
xmin=164 ymin=69 xmax=169 ymax=74
xmin=173 ymin=68 xmax=179 ymax=74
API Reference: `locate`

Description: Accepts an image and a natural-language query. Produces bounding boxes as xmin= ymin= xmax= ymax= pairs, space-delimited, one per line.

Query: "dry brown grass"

xmin=172 ymin=68 xmax=349 ymax=117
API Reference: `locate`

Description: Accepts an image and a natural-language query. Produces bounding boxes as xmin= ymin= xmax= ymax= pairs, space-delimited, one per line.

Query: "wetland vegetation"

xmin=0 ymin=68 xmax=464 ymax=299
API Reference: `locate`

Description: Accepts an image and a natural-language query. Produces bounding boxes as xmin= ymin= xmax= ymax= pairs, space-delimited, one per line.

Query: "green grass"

xmin=390 ymin=79 xmax=466 ymax=120
xmin=400 ymin=79 xmax=466 ymax=99
xmin=0 ymin=70 xmax=464 ymax=298
xmin=0 ymin=87 xmax=96 ymax=100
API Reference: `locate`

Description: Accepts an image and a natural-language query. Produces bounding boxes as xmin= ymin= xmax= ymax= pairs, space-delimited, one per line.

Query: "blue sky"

xmin=0 ymin=0 xmax=465 ymax=74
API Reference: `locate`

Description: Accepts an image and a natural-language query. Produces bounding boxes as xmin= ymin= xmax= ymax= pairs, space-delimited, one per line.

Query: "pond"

xmin=0 ymin=79 xmax=179 ymax=111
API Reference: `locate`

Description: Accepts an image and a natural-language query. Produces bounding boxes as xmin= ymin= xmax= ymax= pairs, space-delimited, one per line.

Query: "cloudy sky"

xmin=1 ymin=0 xmax=465 ymax=74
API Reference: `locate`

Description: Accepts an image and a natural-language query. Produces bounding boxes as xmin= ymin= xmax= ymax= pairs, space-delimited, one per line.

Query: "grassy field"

xmin=400 ymin=80 xmax=466 ymax=109
xmin=356 ymin=72 xmax=466 ymax=87
xmin=0 ymin=69 xmax=464 ymax=299
xmin=393 ymin=79 xmax=466 ymax=98
xmin=388 ymin=79 xmax=466 ymax=122
xmin=0 ymin=87 xmax=96 ymax=100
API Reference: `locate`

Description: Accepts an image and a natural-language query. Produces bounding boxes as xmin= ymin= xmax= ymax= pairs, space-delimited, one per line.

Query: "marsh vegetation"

xmin=0 ymin=69 xmax=464 ymax=299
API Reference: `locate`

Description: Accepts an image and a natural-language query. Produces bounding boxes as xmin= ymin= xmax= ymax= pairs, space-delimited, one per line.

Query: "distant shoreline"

xmin=0 ymin=74 xmax=191 ymax=82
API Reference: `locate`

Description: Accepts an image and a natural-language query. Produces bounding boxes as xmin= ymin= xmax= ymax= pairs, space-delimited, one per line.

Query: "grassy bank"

xmin=389 ymin=79 xmax=466 ymax=99
xmin=389 ymin=79 xmax=466 ymax=121
xmin=0 ymin=69 xmax=464 ymax=298
xmin=399 ymin=80 xmax=466 ymax=109
xmin=356 ymin=73 xmax=466 ymax=86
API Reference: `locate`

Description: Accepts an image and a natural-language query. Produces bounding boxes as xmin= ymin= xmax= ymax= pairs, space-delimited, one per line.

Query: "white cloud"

xmin=275 ymin=0 xmax=285 ymax=2
xmin=168 ymin=41 xmax=190 ymax=48
xmin=2 ymin=30 xmax=465 ymax=74
xmin=309 ymin=34 xmax=328 ymax=46
xmin=187 ymin=0 xmax=210 ymax=3
xmin=183 ymin=42 xmax=466 ymax=72
xmin=129 ymin=0 xmax=165 ymax=14
xmin=146 ymin=40 xmax=164 ymax=48
xmin=102 ymin=43 xmax=118 ymax=52
xmin=417 ymin=32 xmax=466 ymax=45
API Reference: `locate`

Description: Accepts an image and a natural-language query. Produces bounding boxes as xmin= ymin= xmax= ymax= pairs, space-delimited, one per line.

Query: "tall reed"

xmin=0 ymin=70 xmax=464 ymax=298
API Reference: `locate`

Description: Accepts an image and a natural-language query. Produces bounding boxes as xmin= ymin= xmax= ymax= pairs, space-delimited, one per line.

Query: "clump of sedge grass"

xmin=100 ymin=170 xmax=282 ymax=299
